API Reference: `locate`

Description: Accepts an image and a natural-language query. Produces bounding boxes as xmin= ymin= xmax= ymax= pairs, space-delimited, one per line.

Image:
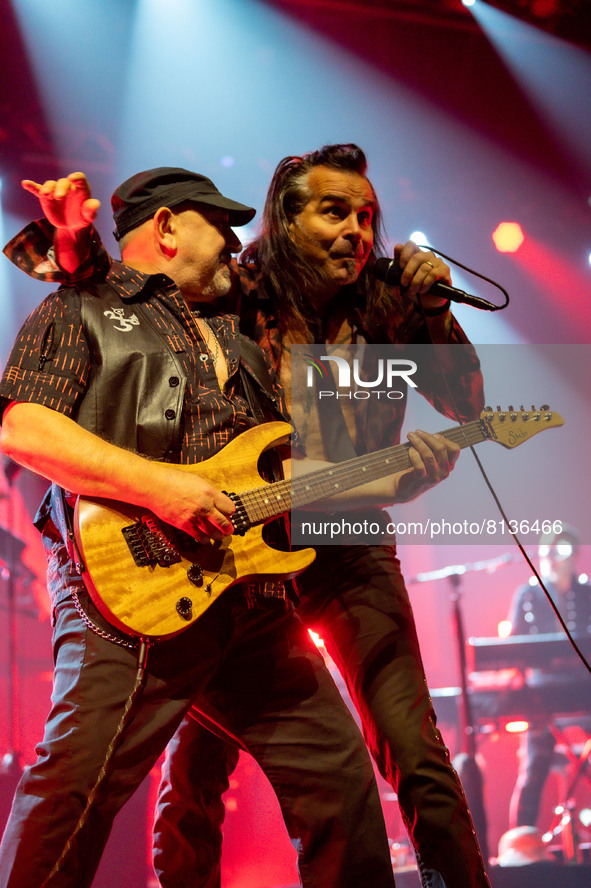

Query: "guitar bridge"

xmin=122 ymin=516 xmax=182 ymax=568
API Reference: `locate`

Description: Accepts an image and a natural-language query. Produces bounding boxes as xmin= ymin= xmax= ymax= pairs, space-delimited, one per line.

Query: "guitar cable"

xmin=412 ymin=247 xmax=591 ymax=677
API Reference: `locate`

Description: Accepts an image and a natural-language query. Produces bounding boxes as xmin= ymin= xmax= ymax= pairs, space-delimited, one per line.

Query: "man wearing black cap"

xmin=507 ymin=526 xmax=591 ymax=829
xmin=0 ymin=166 xmax=461 ymax=888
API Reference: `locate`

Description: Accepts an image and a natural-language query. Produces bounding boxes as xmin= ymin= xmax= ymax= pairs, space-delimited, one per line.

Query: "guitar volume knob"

xmin=176 ymin=597 xmax=193 ymax=620
xmin=187 ymin=564 xmax=203 ymax=586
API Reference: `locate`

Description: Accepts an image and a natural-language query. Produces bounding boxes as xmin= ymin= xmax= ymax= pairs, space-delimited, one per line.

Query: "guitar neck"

xmin=238 ymin=419 xmax=488 ymax=526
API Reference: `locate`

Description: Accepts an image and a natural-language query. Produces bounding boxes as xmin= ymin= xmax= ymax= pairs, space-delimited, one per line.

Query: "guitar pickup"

xmin=122 ymin=516 xmax=182 ymax=568
xmin=223 ymin=492 xmax=251 ymax=535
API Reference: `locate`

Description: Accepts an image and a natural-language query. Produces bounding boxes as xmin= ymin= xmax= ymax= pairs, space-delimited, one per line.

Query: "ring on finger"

xmin=424 ymin=260 xmax=434 ymax=269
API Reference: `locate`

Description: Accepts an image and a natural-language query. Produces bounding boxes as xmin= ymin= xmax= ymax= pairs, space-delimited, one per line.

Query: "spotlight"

xmin=492 ymin=222 xmax=525 ymax=253
xmin=505 ymin=720 xmax=529 ymax=733
xmin=409 ymin=230 xmax=428 ymax=246
xmin=497 ymin=620 xmax=512 ymax=638
xmin=462 ymin=0 xmax=477 ymax=7
xmin=308 ymin=629 xmax=324 ymax=649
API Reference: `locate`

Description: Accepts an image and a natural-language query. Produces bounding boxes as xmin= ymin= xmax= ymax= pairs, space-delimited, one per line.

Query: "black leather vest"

xmin=69 ymin=279 xmax=287 ymax=459
xmin=74 ymin=281 xmax=186 ymax=461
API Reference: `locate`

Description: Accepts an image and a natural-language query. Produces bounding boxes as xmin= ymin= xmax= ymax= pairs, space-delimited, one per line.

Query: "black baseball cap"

xmin=111 ymin=167 xmax=256 ymax=240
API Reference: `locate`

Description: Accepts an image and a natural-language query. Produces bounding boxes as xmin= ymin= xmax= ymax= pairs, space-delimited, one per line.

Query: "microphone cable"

xmin=406 ymin=245 xmax=590 ymax=677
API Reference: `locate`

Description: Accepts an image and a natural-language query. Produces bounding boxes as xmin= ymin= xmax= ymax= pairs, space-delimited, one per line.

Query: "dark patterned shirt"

xmin=0 ymin=259 xmax=287 ymax=465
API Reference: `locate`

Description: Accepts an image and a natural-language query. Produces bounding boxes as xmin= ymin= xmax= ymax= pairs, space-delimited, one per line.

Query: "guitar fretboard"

xmin=237 ymin=419 xmax=489 ymax=526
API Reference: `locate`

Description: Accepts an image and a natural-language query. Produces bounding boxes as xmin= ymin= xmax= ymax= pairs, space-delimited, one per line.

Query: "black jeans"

xmin=154 ymin=545 xmax=490 ymax=888
xmin=0 ymin=587 xmax=394 ymax=888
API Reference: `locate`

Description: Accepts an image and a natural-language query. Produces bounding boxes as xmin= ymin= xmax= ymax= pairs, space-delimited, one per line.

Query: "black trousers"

xmin=154 ymin=545 xmax=490 ymax=888
xmin=0 ymin=586 xmax=394 ymax=888
xmin=510 ymin=726 xmax=557 ymax=828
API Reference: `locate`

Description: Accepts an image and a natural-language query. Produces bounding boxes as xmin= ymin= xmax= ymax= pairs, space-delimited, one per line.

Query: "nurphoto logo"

xmin=303 ymin=353 xmax=417 ymax=400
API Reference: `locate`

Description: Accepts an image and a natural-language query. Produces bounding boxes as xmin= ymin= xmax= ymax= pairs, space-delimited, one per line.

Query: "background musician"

xmin=507 ymin=526 xmax=591 ymax=829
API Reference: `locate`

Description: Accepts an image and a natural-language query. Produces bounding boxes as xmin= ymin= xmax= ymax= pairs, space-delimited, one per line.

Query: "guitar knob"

xmin=176 ymin=597 xmax=193 ymax=620
xmin=187 ymin=564 xmax=203 ymax=586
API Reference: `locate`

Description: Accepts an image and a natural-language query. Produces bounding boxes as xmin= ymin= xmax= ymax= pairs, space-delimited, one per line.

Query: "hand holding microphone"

xmin=373 ymin=241 xmax=500 ymax=311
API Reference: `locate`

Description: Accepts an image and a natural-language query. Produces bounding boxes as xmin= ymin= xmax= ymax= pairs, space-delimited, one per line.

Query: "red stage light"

xmin=492 ymin=221 xmax=525 ymax=253
xmin=505 ymin=720 xmax=529 ymax=733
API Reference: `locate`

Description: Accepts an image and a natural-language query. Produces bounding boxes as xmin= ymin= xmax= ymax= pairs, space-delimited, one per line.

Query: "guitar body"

xmin=74 ymin=422 xmax=316 ymax=639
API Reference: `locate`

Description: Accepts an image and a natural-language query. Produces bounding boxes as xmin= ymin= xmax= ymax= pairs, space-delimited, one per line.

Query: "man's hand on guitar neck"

xmin=289 ymin=429 xmax=460 ymax=508
xmin=21 ymin=172 xmax=99 ymax=274
xmin=393 ymin=430 xmax=460 ymax=503
xmin=1 ymin=402 xmax=235 ymax=542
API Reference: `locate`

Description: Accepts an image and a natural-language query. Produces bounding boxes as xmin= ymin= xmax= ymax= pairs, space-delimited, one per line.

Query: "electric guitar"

xmin=74 ymin=405 xmax=564 ymax=639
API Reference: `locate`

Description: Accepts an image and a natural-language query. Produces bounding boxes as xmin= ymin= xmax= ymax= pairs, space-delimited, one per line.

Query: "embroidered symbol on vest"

xmin=104 ymin=308 xmax=140 ymax=332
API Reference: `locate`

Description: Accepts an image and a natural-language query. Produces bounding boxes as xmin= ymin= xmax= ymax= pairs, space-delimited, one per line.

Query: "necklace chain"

xmin=199 ymin=318 xmax=219 ymax=365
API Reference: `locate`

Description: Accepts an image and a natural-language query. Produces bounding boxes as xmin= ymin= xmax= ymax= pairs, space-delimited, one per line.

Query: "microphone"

xmin=372 ymin=257 xmax=498 ymax=311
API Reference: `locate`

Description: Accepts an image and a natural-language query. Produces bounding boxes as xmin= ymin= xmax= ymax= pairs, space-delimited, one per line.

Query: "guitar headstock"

xmin=481 ymin=405 xmax=564 ymax=449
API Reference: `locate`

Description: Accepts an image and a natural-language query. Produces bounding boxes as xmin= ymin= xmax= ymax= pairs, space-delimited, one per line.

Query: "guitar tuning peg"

xmin=520 ymin=405 xmax=525 ymax=412
xmin=531 ymin=405 xmax=536 ymax=411
xmin=496 ymin=405 xmax=501 ymax=412
xmin=508 ymin=405 xmax=514 ymax=412
xmin=484 ymin=405 xmax=492 ymax=412
xmin=541 ymin=404 xmax=549 ymax=411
